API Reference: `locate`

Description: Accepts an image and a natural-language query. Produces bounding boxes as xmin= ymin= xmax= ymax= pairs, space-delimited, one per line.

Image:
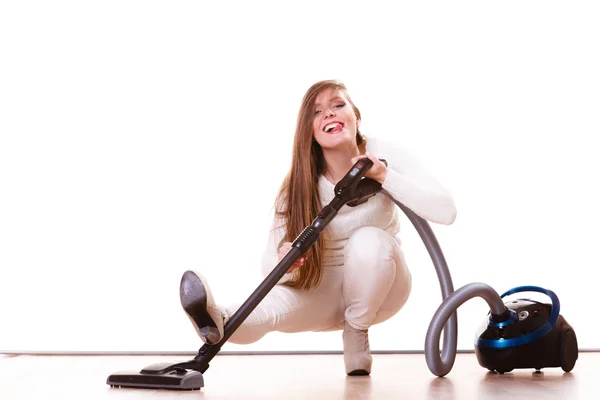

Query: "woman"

xmin=180 ymin=80 xmax=457 ymax=375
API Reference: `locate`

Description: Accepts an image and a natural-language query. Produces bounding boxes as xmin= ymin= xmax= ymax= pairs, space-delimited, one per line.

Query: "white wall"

xmin=1 ymin=1 xmax=599 ymax=354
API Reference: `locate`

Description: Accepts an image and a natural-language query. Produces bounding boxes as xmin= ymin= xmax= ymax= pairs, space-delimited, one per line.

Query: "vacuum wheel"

xmin=560 ymin=329 xmax=578 ymax=372
xmin=496 ymin=369 xmax=513 ymax=374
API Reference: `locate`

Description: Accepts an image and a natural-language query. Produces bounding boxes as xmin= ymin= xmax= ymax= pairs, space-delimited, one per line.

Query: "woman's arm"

xmin=261 ymin=209 xmax=297 ymax=284
xmin=367 ymin=137 xmax=457 ymax=225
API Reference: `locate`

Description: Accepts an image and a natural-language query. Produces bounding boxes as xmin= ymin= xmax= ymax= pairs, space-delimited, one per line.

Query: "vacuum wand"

xmin=203 ymin=157 xmax=385 ymax=355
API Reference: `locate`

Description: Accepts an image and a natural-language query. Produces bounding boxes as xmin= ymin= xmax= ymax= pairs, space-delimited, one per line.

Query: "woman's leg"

xmin=341 ymin=226 xmax=412 ymax=374
xmin=343 ymin=226 xmax=411 ymax=330
xmin=181 ymin=267 xmax=345 ymax=345
xmin=223 ymin=270 xmax=343 ymax=344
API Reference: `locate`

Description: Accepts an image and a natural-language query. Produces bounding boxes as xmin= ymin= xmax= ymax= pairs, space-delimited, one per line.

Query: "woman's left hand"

xmin=351 ymin=151 xmax=388 ymax=183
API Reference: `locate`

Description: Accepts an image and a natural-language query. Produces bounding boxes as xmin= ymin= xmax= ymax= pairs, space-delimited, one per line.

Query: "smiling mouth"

xmin=324 ymin=122 xmax=344 ymax=133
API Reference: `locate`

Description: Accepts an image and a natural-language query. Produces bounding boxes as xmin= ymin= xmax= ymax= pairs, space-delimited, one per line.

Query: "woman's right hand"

xmin=278 ymin=242 xmax=306 ymax=273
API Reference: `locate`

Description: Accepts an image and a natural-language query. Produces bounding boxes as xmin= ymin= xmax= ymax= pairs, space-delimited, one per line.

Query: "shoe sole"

xmin=347 ymin=369 xmax=370 ymax=376
xmin=180 ymin=270 xmax=218 ymax=331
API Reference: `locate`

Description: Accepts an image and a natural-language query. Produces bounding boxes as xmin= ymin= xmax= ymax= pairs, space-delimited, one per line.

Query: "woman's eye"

xmin=334 ymin=103 xmax=345 ymax=109
xmin=315 ymin=110 xmax=322 ymax=116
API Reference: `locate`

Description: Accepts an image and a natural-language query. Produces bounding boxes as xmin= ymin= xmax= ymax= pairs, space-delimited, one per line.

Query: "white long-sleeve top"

xmin=261 ymin=136 xmax=457 ymax=283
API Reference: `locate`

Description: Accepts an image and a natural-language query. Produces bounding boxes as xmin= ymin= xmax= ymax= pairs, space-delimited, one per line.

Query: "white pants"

xmin=223 ymin=226 xmax=412 ymax=344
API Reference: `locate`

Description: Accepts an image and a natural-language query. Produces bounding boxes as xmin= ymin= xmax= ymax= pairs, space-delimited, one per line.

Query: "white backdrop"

xmin=1 ymin=1 xmax=599 ymax=354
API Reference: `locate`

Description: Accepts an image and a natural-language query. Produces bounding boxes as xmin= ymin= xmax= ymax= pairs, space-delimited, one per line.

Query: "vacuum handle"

xmin=334 ymin=158 xmax=387 ymax=196
xmin=334 ymin=158 xmax=372 ymax=195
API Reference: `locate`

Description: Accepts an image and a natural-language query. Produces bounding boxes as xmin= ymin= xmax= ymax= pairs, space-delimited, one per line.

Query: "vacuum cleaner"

xmin=107 ymin=158 xmax=578 ymax=390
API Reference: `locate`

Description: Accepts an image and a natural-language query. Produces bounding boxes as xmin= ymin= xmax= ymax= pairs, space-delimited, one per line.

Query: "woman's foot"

xmin=343 ymin=322 xmax=372 ymax=376
xmin=179 ymin=270 xmax=225 ymax=345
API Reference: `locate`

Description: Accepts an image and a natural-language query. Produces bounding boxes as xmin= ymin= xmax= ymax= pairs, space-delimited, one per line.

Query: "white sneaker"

xmin=179 ymin=270 xmax=225 ymax=345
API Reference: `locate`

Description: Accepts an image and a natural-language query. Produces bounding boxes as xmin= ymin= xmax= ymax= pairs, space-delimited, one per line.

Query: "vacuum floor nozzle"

xmin=107 ymin=364 xmax=204 ymax=390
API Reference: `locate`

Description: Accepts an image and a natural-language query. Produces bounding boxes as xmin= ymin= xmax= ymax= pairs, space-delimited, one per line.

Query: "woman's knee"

xmin=344 ymin=227 xmax=397 ymax=270
xmin=373 ymin=272 xmax=412 ymax=325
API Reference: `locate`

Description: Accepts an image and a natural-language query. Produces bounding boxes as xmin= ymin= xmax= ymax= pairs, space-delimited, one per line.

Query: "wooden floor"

xmin=1 ymin=352 xmax=594 ymax=399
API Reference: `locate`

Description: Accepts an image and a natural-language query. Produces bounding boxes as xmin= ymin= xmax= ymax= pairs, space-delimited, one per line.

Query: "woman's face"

xmin=312 ymin=88 xmax=359 ymax=150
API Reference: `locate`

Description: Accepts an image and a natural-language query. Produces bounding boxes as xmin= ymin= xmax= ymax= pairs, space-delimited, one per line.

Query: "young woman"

xmin=180 ymin=80 xmax=457 ymax=375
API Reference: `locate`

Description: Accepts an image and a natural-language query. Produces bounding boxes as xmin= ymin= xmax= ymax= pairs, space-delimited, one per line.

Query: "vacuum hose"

xmin=383 ymin=191 xmax=510 ymax=377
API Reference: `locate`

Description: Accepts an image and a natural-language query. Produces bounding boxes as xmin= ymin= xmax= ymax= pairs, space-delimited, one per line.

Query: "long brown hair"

xmin=274 ymin=80 xmax=365 ymax=290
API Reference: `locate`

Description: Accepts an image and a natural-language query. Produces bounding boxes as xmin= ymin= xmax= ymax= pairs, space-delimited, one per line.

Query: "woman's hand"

xmin=351 ymin=151 xmax=388 ymax=183
xmin=278 ymin=242 xmax=306 ymax=273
